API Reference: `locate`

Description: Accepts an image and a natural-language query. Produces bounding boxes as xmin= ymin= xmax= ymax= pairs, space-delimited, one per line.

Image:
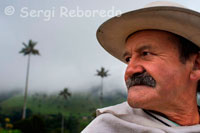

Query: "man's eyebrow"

xmin=136 ymin=45 xmax=153 ymax=52
xmin=122 ymin=51 xmax=130 ymax=58
xmin=122 ymin=45 xmax=153 ymax=58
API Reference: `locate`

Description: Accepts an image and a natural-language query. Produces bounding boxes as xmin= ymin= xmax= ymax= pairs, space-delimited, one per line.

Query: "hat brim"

xmin=96 ymin=6 xmax=200 ymax=64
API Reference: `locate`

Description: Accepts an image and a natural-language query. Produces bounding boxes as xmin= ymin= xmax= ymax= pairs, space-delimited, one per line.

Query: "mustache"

xmin=126 ymin=72 xmax=156 ymax=89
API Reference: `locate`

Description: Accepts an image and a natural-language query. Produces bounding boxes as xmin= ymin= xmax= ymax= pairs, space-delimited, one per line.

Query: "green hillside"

xmin=0 ymin=91 xmax=127 ymax=117
xmin=0 ymin=91 xmax=126 ymax=132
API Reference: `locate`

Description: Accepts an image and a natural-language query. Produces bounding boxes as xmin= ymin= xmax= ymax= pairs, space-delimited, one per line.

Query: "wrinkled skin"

xmin=123 ymin=30 xmax=200 ymax=125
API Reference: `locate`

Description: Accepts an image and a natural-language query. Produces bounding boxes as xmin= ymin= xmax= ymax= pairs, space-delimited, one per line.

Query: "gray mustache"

xmin=126 ymin=72 xmax=156 ymax=89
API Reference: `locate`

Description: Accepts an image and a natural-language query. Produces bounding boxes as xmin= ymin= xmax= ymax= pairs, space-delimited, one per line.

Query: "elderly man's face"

xmin=124 ymin=30 xmax=194 ymax=111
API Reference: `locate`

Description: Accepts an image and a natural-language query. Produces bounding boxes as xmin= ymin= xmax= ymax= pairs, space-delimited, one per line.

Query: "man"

xmin=82 ymin=1 xmax=200 ymax=133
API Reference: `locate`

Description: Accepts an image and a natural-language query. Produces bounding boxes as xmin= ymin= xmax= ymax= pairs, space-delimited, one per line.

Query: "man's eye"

xmin=142 ymin=51 xmax=151 ymax=56
xmin=125 ymin=57 xmax=131 ymax=63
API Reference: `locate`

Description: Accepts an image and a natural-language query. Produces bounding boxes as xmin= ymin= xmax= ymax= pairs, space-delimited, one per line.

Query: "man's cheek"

xmin=156 ymin=71 xmax=177 ymax=91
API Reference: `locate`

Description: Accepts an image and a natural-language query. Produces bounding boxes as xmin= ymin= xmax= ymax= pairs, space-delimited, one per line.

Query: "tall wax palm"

xmin=96 ymin=67 xmax=110 ymax=107
xmin=19 ymin=40 xmax=40 ymax=119
xmin=59 ymin=88 xmax=71 ymax=133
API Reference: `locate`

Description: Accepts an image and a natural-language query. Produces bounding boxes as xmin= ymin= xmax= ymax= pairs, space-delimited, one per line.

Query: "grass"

xmin=0 ymin=129 xmax=21 ymax=133
xmin=0 ymin=92 xmax=127 ymax=117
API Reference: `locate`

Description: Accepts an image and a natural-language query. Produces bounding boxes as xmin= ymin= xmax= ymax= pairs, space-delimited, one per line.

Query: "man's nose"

xmin=124 ymin=61 xmax=145 ymax=81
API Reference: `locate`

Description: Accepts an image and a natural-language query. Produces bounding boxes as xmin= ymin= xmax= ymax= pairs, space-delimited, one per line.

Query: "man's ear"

xmin=190 ymin=52 xmax=200 ymax=81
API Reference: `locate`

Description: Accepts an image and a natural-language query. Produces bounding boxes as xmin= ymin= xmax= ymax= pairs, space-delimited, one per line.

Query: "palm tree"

xmin=59 ymin=88 xmax=71 ymax=133
xmin=96 ymin=67 xmax=110 ymax=107
xmin=19 ymin=40 xmax=40 ymax=119
xmin=59 ymin=88 xmax=71 ymax=100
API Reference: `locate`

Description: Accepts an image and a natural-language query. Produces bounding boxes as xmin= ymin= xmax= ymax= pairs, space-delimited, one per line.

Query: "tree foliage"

xmin=19 ymin=40 xmax=40 ymax=56
xmin=59 ymin=88 xmax=71 ymax=100
xmin=96 ymin=67 xmax=109 ymax=78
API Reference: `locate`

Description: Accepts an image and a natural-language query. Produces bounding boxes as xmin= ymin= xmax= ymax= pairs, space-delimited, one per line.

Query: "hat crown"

xmin=97 ymin=0 xmax=200 ymax=65
xmin=144 ymin=1 xmax=185 ymax=8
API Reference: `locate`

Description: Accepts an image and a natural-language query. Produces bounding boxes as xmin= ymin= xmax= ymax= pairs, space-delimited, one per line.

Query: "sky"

xmin=1 ymin=0 xmax=200 ymax=94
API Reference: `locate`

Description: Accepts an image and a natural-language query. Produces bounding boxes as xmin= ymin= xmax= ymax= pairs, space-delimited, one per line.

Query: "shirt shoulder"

xmin=82 ymin=102 xmax=200 ymax=133
xmin=81 ymin=111 xmax=163 ymax=133
xmin=96 ymin=101 xmax=136 ymax=116
xmin=82 ymin=102 xmax=162 ymax=133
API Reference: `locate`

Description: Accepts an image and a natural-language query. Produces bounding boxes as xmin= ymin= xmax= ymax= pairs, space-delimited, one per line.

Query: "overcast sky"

xmin=1 ymin=0 xmax=200 ymax=94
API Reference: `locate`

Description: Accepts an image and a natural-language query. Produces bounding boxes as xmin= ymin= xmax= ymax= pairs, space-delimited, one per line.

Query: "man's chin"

xmin=127 ymin=93 xmax=143 ymax=108
xmin=127 ymin=98 xmax=142 ymax=109
xmin=127 ymin=98 xmax=152 ymax=110
xmin=127 ymin=87 xmax=155 ymax=109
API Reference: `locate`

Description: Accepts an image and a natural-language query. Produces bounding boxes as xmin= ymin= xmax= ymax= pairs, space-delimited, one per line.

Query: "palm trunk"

xmin=100 ymin=78 xmax=103 ymax=107
xmin=61 ymin=114 xmax=64 ymax=133
xmin=22 ymin=54 xmax=31 ymax=119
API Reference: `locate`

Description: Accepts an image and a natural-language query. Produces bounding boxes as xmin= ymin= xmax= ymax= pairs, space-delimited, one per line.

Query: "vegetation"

xmin=59 ymin=88 xmax=71 ymax=133
xmin=19 ymin=40 xmax=40 ymax=119
xmin=0 ymin=90 xmax=126 ymax=133
xmin=96 ymin=67 xmax=110 ymax=107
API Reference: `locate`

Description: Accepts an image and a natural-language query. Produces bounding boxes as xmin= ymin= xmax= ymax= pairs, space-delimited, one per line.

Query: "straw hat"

xmin=96 ymin=1 xmax=200 ymax=63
